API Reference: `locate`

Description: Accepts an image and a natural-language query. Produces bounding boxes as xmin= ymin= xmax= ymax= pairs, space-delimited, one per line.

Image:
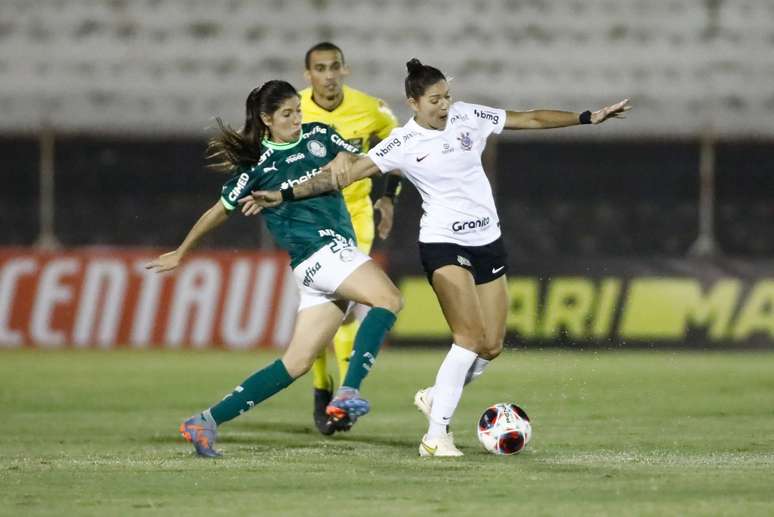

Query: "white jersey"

xmin=368 ymin=101 xmax=506 ymax=246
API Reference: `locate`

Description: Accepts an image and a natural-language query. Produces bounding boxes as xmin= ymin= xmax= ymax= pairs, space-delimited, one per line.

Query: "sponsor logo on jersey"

xmin=457 ymin=131 xmax=473 ymax=151
xmin=256 ymin=147 xmax=274 ymax=167
xmin=339 ymin=248 xmax=355 ymax=263
xmin=302 ymin=261 xmax=322 ymax=287
xmin=286 ymin=153 xmax=305 ymax=164
xmin=452 ymin=216 xmax=490 ymax=233
xmin=375 ymin=137 xmax=401 ymax=158
xmin=403 ymin=131 xmax=420 ymax=143
xmin=227 ymin=172 xmax=250 ymax=202
xmin=280 ymin=167 xmax=322 ymax=190
xmin=473 ymin=108 xmax=500 ymax=125
xmin=304 ymin=125 xmax=328 ymax=138
xmin=442 ymin=143 xmax=454 ymax=154
xmin=307 ymin=140 xmax=327 ymax=158
xmin=449 ymin=113 xmax=469 ymax=124
xmin=262 ymin=161 xmax=278 ymax=173
xmin=456 ymin=255 xmax=472 ymax=267
xmin=331 ymin=133 xmax=360 ymax=154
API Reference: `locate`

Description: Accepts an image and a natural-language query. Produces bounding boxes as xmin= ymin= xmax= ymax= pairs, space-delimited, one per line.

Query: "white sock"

xmin=464 ymin=356 xmax=491 ymax=385
xmin=422 ymin=356 xmax=491 ymax=405
xmin=427 ymin=344 xmax=477 ymax=439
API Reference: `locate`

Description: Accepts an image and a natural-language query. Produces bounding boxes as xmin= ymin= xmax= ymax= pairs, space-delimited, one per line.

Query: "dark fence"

xmin=2 ymin=136 xmax=773 ymax=260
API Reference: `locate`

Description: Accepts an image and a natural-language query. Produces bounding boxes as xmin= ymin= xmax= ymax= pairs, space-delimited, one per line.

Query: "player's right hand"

xmin=238 ymin=190 xmax=282 ymax=215
xmin=145 ymin=251 xmax=181 ymax=273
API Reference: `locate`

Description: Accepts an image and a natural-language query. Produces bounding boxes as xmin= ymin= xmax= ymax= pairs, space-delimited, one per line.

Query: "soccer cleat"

xmin=328 ymin=414 xmax=354 ymax=432
xmin=313 ymin=384 xmax=335 ymax=436
xmin=326 ymin=387 xmax=370 ymax=423
xmin=418 ymin=432 xmax=464 ymax=457
xmin=179 ymin=414 xmax=222 ymax=458
xmin=413 ymin=387 xmax=433 ymax=421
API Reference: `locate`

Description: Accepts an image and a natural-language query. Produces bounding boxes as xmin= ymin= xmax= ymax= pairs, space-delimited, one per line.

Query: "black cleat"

xmin=314 ymin=385 xmax=335 ymax=435
xmin=329 ymin=414 xmax=353 ymax=432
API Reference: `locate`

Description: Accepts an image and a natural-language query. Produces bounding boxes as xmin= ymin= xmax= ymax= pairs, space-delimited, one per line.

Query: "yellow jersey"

xmin=300 ymin=85 xmax=398 ymax=204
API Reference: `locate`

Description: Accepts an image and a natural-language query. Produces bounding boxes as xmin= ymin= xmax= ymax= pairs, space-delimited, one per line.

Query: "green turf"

xmin=2 ymin=348 xmax=773 ymax=516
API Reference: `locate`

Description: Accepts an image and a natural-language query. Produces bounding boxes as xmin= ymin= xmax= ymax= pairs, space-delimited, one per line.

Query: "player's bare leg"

xmin=417 ymin=265 xmax=486 ymax=456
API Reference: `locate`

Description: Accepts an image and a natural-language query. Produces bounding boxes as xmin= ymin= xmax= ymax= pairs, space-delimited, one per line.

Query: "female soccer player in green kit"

xmin=146 ymin=80 xmax=402 ymax=457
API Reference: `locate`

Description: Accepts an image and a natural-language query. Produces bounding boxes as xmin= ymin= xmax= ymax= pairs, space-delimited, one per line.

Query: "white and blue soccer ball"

xmin=477 ymin=403 xmax=532 ymax=455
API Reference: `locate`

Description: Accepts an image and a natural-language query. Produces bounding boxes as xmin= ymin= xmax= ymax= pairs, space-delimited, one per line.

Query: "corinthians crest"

xmin=457 ymin=131 xmax=473 ymax=151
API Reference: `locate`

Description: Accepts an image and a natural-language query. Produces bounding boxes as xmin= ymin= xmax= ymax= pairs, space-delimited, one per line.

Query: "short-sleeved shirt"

xmin=367 ymin=102 xmax=506 ymax=246
xmin=220 ymin=122 xmax=359 ymax=268
xmin=300 ymin=85 xmax=398 ymax=204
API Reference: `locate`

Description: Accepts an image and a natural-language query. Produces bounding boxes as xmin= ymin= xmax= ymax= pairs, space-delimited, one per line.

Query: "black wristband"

xmin=579 ymin=110 xmax=592 ymax=125
xmin=281 ymin=188 xmax=295 ymax=202
xmin=383 ymin=174 xmax=402 ymax=201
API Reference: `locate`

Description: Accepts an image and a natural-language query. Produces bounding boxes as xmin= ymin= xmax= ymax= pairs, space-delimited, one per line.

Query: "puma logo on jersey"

xmin=263 ymin=162 xmax=278 ymax=173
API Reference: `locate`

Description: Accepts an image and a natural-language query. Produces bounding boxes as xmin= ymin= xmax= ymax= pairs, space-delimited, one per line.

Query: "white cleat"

xmin=419 ymin=432 xmax=464 ymax=457
xmin=414 ymin=387 xmax=433 ymax=421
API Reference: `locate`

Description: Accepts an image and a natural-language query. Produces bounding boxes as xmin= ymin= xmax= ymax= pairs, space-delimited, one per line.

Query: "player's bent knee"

xmin=372 ymin=287 xmax=403 ymax=314
xmin=453 ymin=330 xmax=486 ymax=352
xmin=479 ymin=340 xmax=503 ymax=360
xmin=282 ymin=354 xmax=315 ymax=379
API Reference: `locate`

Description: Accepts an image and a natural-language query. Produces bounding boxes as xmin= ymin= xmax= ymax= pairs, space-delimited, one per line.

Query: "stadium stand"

xmin=1 ymin=0 xmax=773 ymax=136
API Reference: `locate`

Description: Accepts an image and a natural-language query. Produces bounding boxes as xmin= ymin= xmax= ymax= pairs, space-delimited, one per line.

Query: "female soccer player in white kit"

xmin=240 ymin=59 xmax=630 ymax=456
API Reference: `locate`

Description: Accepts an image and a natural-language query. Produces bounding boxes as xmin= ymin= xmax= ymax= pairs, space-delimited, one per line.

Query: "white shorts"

xmin=293 ymin=241 xmax=372 ymax=312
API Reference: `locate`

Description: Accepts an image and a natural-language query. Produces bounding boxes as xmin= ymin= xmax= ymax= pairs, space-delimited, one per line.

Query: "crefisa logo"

xmin=302 ymin=261 xmax=322 ymax=287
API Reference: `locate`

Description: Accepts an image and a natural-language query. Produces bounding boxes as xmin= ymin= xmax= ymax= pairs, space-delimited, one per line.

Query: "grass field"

xmin=2 ymin=348 xmax=774 ymax=516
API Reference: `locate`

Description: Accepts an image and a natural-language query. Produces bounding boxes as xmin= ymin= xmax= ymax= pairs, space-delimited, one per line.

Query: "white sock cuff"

xmin=449 ymin=343 xmax=478 ymax=362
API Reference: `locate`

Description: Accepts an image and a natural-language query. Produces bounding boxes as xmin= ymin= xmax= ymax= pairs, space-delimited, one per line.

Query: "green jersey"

xmin=220 ymin=122 xmax=361 ymax=268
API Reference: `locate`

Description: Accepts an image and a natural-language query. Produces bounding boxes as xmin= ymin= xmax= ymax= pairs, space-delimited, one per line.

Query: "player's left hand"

xmin=238 ymin=190 xmax=282 ymax=215
xmin=327 ymin=152 xmax=353 ymax=190
xmin=374 ymin=196 xmax=395 ymax=240
xmin=591 ymin=98 xmax=631 ymax=124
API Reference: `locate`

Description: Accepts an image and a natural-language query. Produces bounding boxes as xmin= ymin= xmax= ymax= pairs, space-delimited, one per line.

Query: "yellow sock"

xmin=311 ymin=350 xmax=332 ymax=391
xmin=333 ymin=319 xmax=359 ymax=386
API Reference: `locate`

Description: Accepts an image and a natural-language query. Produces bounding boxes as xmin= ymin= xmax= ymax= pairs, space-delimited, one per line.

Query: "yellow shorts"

xmin=346 ymin=195 xmax=374 ymax=255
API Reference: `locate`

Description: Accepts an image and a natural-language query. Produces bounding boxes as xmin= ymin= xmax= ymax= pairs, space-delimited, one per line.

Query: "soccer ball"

xmin=477 ymin=403 xmax=532 ymax=455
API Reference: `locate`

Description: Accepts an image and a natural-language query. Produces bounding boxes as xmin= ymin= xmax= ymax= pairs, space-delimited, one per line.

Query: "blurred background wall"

xmin=1 ymin=0 xmax=773 ymax=349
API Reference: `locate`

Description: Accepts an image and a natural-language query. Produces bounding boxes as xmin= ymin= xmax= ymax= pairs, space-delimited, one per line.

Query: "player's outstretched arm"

xmin=505 ymin=98 xmax=631 ymax=130
xmin=145 ymin=200 xmax=230 ymax=273
xmin=238 ymin=156 xmax=381 ymax=215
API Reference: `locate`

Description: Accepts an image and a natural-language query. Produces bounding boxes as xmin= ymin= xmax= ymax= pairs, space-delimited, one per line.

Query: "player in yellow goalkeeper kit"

xmin=300 ymin=42 xmax=402 ymax=434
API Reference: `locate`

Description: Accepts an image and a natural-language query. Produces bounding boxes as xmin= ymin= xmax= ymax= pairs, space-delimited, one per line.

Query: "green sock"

xmin=209 ymin=359 xmax=293 ymax=425
xmin=341 ymin=307 xmax=396 ymax=391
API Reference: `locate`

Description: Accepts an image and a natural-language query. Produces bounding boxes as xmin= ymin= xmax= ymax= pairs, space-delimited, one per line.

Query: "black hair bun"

xmin=406 ymin=58 xmax=424 ymax=74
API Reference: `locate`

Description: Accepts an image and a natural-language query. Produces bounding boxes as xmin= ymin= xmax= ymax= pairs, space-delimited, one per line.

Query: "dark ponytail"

xmin=404 ymin=58 xmax=446 ymax=99
xmin=207 ymin=80 xmax=299 ymax=173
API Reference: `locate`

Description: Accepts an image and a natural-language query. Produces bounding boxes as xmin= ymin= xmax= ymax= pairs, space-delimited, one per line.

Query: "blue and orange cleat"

xmin=179 ymin=414 xmax=222 ymax=458
xmin=326 ymin=387 xmax=370 ymax=424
